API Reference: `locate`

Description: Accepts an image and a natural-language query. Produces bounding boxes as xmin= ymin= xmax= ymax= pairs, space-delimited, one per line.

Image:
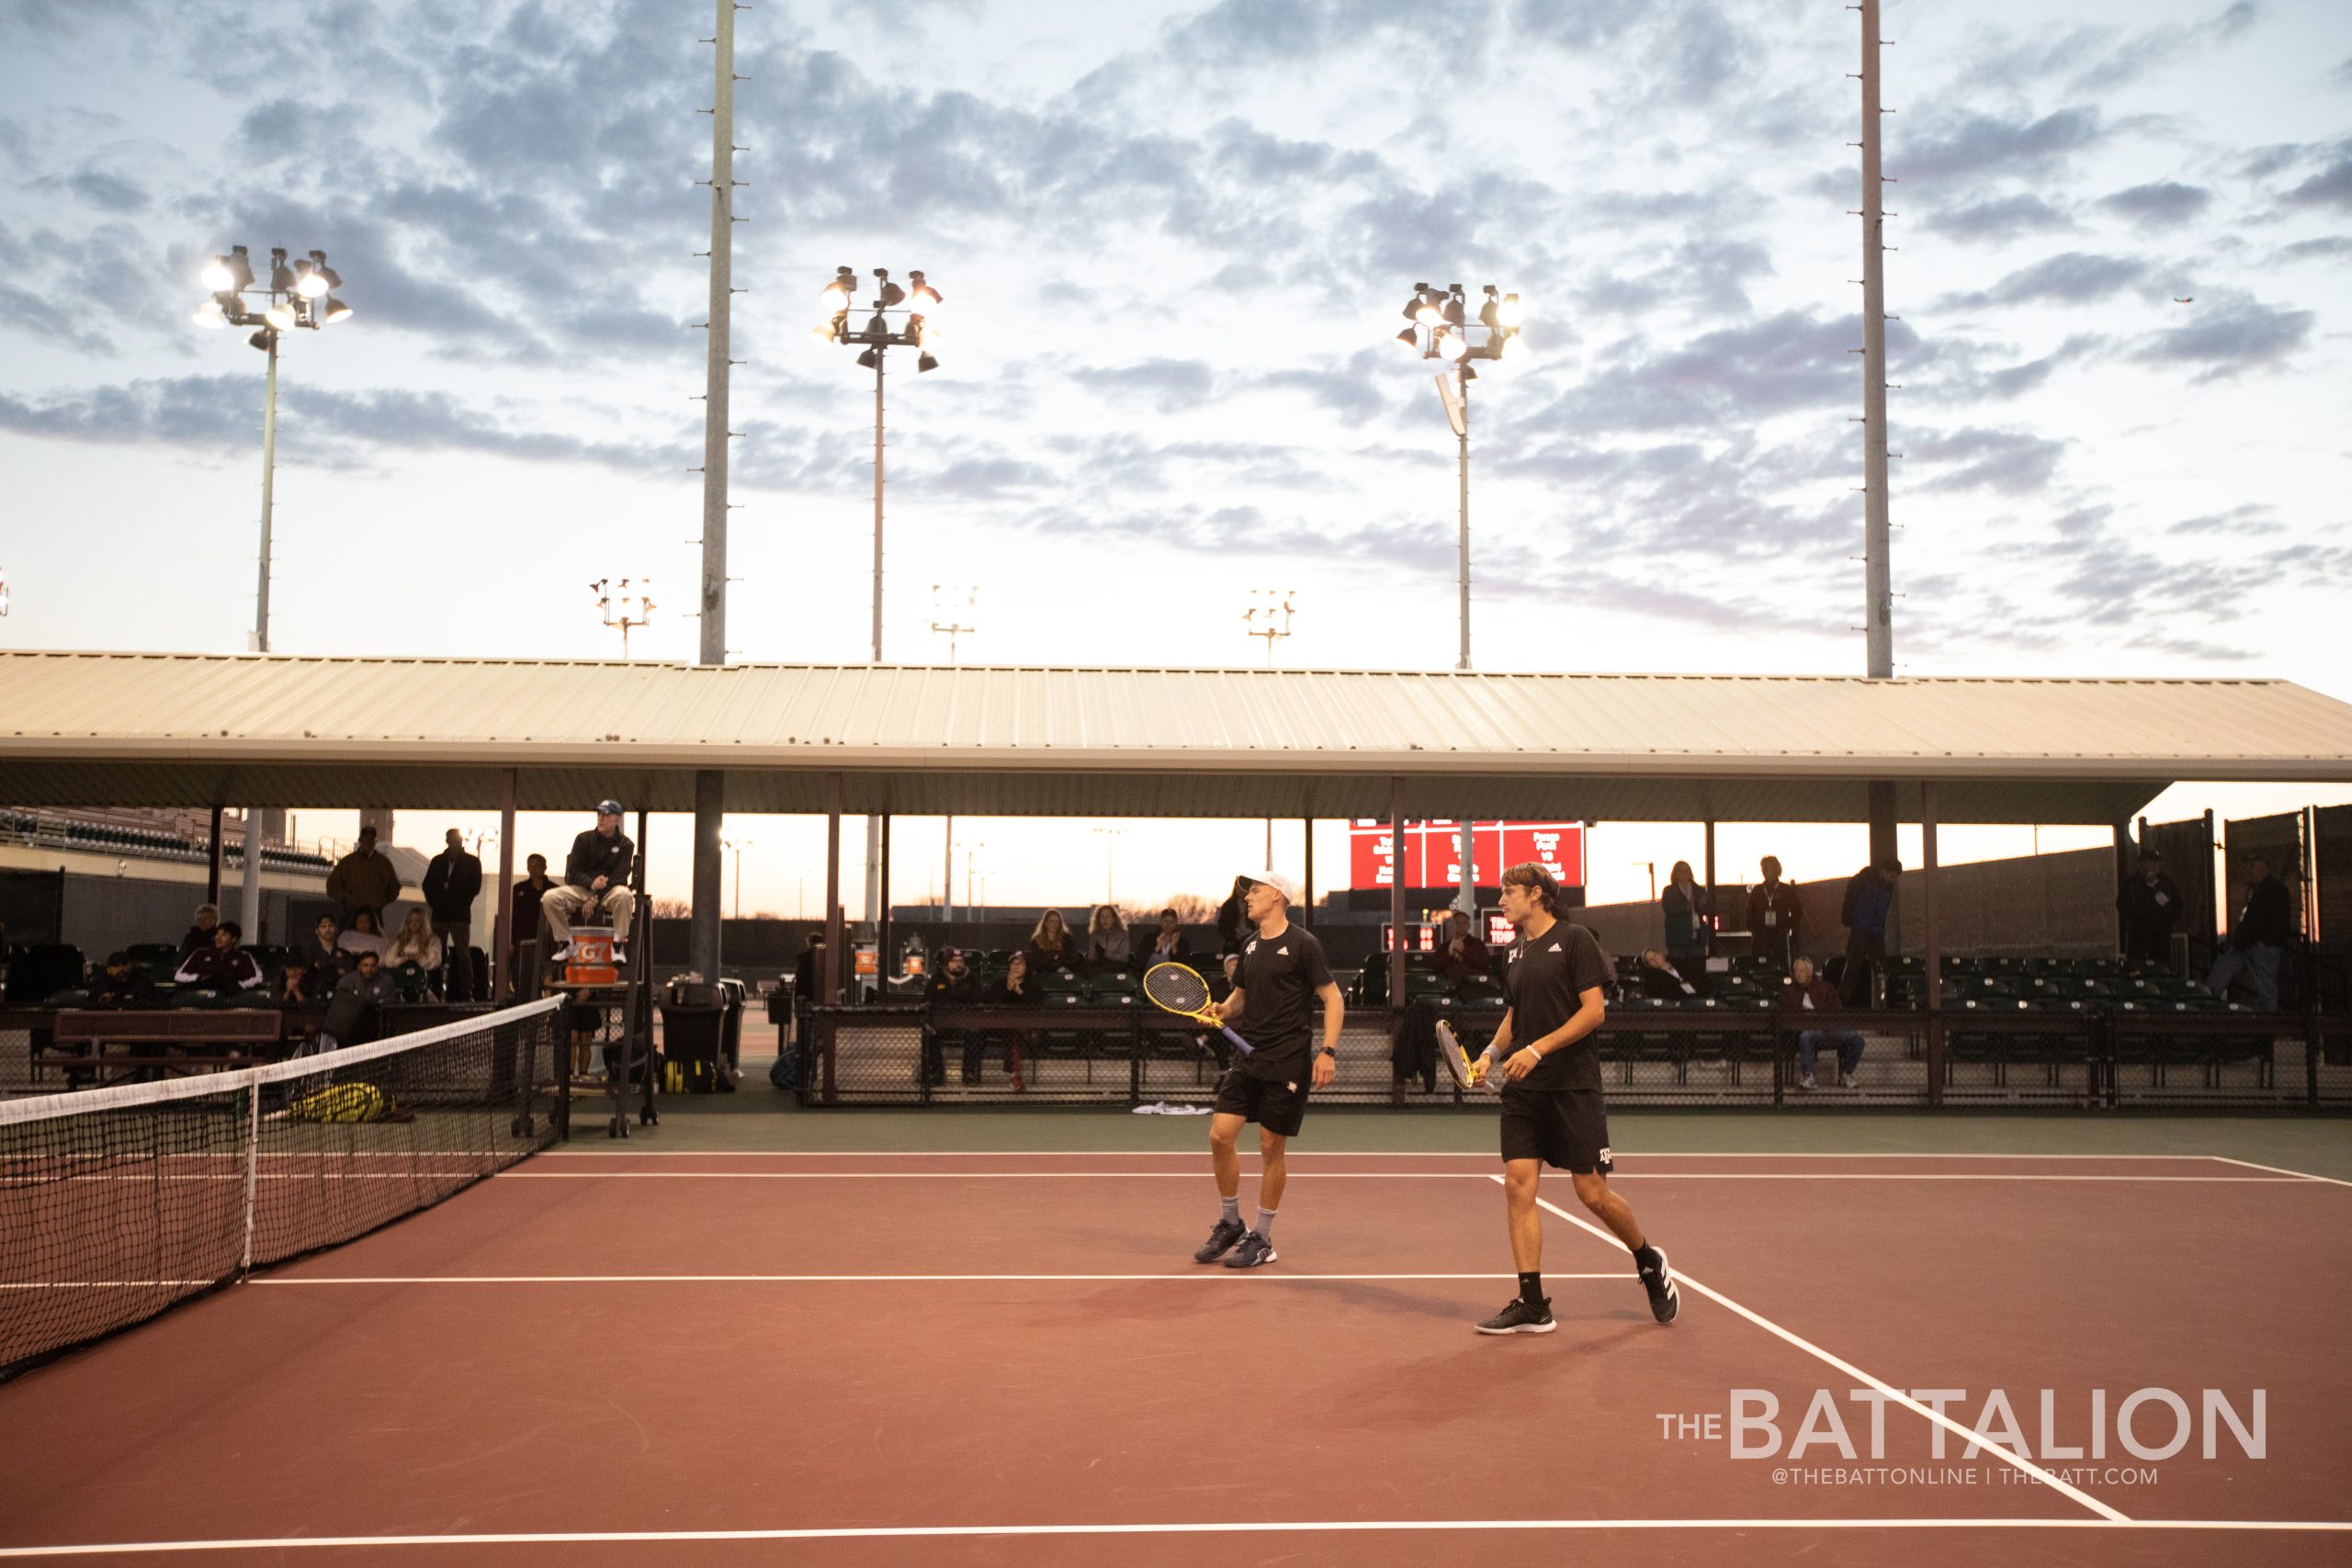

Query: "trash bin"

xmin=658 ymin=980 xmax=727 ymax=1093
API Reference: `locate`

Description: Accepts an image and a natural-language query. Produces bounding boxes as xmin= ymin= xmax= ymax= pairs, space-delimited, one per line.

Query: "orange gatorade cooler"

xmin=566 ymin=927 xmax=619 ymax=987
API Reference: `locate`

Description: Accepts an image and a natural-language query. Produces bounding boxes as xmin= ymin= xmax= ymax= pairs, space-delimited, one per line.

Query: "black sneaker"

xmin=1637 ymin=1247 xmax=1680 ymax=1324
xmin=1223 ymin=1230 xmax=1277 ymax=1269
xmin=1193 ymin=1217 xmax=1247 ymax=1264
xmin=1476 ymin=1296 xmax=1556 ymax=1335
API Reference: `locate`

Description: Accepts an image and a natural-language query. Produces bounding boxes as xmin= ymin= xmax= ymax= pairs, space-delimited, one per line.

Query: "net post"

xmin=238 ymin=1063 xmax=263 ymax=1274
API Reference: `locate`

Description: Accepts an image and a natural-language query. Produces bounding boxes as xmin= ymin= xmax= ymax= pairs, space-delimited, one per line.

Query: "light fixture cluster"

xmin=193 ymin=244 xmax=352 ymax=350
xmin=1395 ymin=281 xmax=1525 ymax=378
xmin=813 ymin=265 xmax=943 ymax=373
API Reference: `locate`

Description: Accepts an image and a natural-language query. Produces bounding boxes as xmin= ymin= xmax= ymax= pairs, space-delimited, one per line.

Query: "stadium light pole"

xmin=816 ymin=265 xmax=945 ymax=931
xmin=1243 ymin=591 xmax=1296 ymax=866
xmin=194 ymin=243 xmax=352 ymax=941
xmin=1394 ymin=280 xmax=1524 ymax=917
xmin=930 ymin=584 xmax=978 ymax=925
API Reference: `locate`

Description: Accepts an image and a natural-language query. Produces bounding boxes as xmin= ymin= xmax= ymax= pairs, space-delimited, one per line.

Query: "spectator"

xmin=1661 ymin=860 xmax=1713 ymax=976
xmin=792 ymin=931 xmax=827 ymax=1025
xmin=89 ymin=951 xmax=157 ymax=1009
xmin=1143 ymin=908 xmax=1191 ymax=964
xmin=1026 ymin=908 xmax=1078 ymax=974
xmin=1087 ymin=905 xmax=1131 ymax=965
xmin=989 ymin=950 xmax=1041 ymax=1089
xmin=278 ymin=953 xmax=330 ymax=1006
xmin=923 ymin=947 xmax=986 ymax=1086
xmin=542 ymin=800 xmax=636 ymax=965
xmin=321 ymin=950 xmax=398 ymax=1049
xmin=384 ymin=908 xmax=444 ymax=983
xmin=300 ymin=914 xmax=346 ymax=986
xmin=174 ymin=920 xmax=265 ymax=995
xmin=1781 ymin=955 xmax=1863 ymax=1090
xmin=508 ymin=852 xmax=559 ymax=984
xmin=337 ymin=908 xmax=387 ymax=961
xmin=567 ymin=999 xmax=604 ymax=1077
xmin=1838 ymin=857 xmax=1901 ymax=1007
xmin=325 ymin=825 xmax=402 ymax=929
xmin=1432 ymin=910 xmax=1491 ymax=982
xmin=1745 ymin=856 xmax=1802 ymax=972
xmin=2115 ymin=847 xmax=2184 ymax=973
xmin=422 ymin=828 xmax=482 ymax=1002
xmin=2209 ymin=852 xmax=2294 ymax=1011
xmin=1634 ymin=948 xmax=1702 ymax=1000
xmin=179 ymin=902 xmax=220 ymax=957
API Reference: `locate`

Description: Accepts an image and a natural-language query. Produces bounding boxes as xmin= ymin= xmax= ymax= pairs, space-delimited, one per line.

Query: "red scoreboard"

xmin=1348 ymin=820 xmax=1586 ymax=892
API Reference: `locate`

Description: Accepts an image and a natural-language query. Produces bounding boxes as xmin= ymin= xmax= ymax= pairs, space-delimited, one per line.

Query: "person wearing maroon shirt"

xmin=1467 ymin=862 xmax=1679 ymax=1337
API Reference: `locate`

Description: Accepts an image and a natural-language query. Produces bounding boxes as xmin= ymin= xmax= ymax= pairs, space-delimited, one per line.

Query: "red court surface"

xmin=2 ymin=1149 xmax=2348 ymax=1566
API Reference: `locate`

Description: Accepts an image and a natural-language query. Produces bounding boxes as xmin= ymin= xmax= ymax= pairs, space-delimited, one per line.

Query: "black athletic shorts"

xmin=1213 ymin=1062 xmax=1312 ymax=1138
xmin=1498 ymin=1083 xmax=1612 ymax=1174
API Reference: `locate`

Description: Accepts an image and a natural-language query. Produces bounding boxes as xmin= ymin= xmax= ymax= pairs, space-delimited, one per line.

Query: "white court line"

xmin=488 ymin=1169 xmax=2301 ymax=1183
xmin=4 ymin=1517 xmax=2347 ymax=1556
xmin=249 ymin=1271 xmax=1622 ymax=1286
xmin=2205 ymin=1155 xmax=2352 ymax=1189
xmin=1511 ymin=1178 xmax=2132 ymax=1524
xmin=533 ymin=1148 xmax=2231 ymax=1159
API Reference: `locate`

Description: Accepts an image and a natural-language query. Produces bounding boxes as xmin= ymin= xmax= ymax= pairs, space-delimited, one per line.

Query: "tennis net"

xmin=1 ymin=997 xmax=563 ymax=1381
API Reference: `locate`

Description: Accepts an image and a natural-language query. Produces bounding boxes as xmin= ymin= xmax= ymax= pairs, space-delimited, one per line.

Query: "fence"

xmin=799 ymin=1000 xmax=2352 ymax=1111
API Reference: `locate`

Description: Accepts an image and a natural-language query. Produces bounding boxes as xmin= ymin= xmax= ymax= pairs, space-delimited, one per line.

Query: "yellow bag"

xmin=289 ymin=1082 xmax=387 ymax=1122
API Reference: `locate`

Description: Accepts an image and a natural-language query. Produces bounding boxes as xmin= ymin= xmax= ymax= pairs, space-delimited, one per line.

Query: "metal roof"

xmin=4 ymin=651 xmax=2349 ymax=824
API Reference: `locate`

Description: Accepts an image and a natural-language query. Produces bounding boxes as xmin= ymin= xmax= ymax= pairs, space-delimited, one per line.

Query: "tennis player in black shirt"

xmin=1467 ymin=861 xmax=1679 ymax=1335
xmin=1192 ymin=870 xmax=1342 ymax=1270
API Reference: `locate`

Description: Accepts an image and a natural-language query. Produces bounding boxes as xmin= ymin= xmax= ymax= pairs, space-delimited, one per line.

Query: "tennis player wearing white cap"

xmin=1192 ymin=870 xmax=1343 ymax=1269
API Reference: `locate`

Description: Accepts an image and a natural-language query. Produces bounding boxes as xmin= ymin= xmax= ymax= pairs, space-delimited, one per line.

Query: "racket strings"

xmin=1142 ymin=964 xmax=1211 ymax=1016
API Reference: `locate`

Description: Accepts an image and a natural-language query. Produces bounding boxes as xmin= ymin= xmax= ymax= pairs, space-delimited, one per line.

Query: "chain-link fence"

xmin=799 ymin=1001 xmax=2352 ymax=1111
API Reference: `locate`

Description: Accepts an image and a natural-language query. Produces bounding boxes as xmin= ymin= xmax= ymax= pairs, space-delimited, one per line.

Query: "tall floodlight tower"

xmin=691 ymin=0 xmax=745 ymax=986
xmin=1857 ymin=0 xmax=1899 ymax=865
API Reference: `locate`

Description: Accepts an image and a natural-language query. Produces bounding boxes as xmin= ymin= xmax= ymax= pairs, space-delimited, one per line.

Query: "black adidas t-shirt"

xmin=1230 ymin=922 xmax=1334 ymax=1071
xmin=1502 ymin=919 xmax=1611 ymax=1090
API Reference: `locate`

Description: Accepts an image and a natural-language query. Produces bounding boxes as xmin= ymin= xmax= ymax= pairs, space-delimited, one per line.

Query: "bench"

xmin=39 ymin=1009 xmax=285 ymax=1086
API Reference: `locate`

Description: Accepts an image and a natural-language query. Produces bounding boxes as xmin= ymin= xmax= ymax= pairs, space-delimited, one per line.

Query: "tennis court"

xmin=3 ymin=1013 xmax=2348 ymax=1565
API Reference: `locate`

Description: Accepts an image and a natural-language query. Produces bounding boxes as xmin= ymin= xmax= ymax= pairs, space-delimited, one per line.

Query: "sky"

xmin=3 ymin=0 xmax=2349 ymax=919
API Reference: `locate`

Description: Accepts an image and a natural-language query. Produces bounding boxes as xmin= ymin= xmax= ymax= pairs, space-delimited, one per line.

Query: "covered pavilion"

xmin=6 ymin=650 xmax=2351 ymax=1030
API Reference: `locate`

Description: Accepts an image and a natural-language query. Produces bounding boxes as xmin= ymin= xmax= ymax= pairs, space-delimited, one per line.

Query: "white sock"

xmin=1254 ymin=1207 xmax=1276 ymax=1240
xmin=1220 ymin=1195 xmax=1241 ymax=1224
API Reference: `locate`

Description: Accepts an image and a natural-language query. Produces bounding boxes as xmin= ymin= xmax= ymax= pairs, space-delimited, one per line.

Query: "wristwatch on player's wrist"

xmin=1314 ymin=1045 xmax=1336 ymax=1059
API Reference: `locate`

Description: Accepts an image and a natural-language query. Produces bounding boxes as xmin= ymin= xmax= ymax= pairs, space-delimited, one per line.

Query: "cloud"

xmin=1920 ymin=194 xmax=2073 ymax=243
xmin=0 ymin=373 xmax=690 ymax=474
xmin=2124 ymin=289 xmax=2313 ymax=378
xmin=1907 ymin=426 xmax=2068 ymax=495
xmin=2284 ymin=141 xmax=2352 ymax=211
xmin=2096 ymin=180 xmax=2212 ymax=227
xmin=1069 ymin=359 xmax=1216 ymax=415
xmin=1897 ymin=107 xmax=2107 ymax=185
xmin=1942 ymin=252 xmax=2147 ymax=310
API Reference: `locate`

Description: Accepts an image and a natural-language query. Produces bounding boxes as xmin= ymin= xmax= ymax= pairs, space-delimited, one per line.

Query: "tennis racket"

xmin=1435 ymin=1019 xmax=1477 ymax=1090
xmin=1142 ymin=963 xmax=1253 ymax=1055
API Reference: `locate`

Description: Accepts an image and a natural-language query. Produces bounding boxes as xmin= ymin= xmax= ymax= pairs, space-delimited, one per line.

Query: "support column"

xmin=1702 ymin=817 xmax=1718 ymax=945
xmin=876 ymin=814 xmax=892 ymax=992
xmin=1922 ymin=781 xmax=1942 ymax=1109
xmin=492 ymin=769 xmax=516 ymax=1001
xmin=824 ymin=773 xmax=844 ymax=1004
xmin=1388 ymin=780 xmax=1407 ymax=1010
xmin=691 ymin=770 xmax=724 ymax=981
xmin=238 ymin=808 xmax=265 ymax=940
xmin=1867 ymin=781 xmax=1898 ymax=872
xmin=1457 ymin=817 xmax=1476 ymax=918
xmin=207 ymin=805 xmax=225 ymax=906
xmin=1301 ymin=818 xmax=1314 ymax=929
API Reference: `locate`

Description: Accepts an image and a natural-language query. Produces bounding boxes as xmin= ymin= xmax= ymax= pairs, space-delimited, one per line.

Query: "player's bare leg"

xmin=1258 ymin=1128 xmax=1288 ymax=1211
xmin=1573 ymin=1171 xmax=1680 ymax=1324
xmin=1571 ymin=1171 xmax=1644 ymax=1249
xmin=1195 ymin=1112 xmax=1250 ymax=1263
xmin=1208 ymin=1112 xmax=1245 ymax=1199
xmin=1504 ymin=1157 xmax=1544 ymax=1270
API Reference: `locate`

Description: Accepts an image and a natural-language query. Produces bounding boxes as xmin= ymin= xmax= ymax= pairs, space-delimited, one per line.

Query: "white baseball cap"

xmin=1239 ymin=869 xmax=1300 ymax=904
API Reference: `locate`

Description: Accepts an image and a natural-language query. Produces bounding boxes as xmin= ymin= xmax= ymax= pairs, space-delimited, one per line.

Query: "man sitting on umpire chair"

xmin=542 ymin=799 xmax=636 ymax=967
